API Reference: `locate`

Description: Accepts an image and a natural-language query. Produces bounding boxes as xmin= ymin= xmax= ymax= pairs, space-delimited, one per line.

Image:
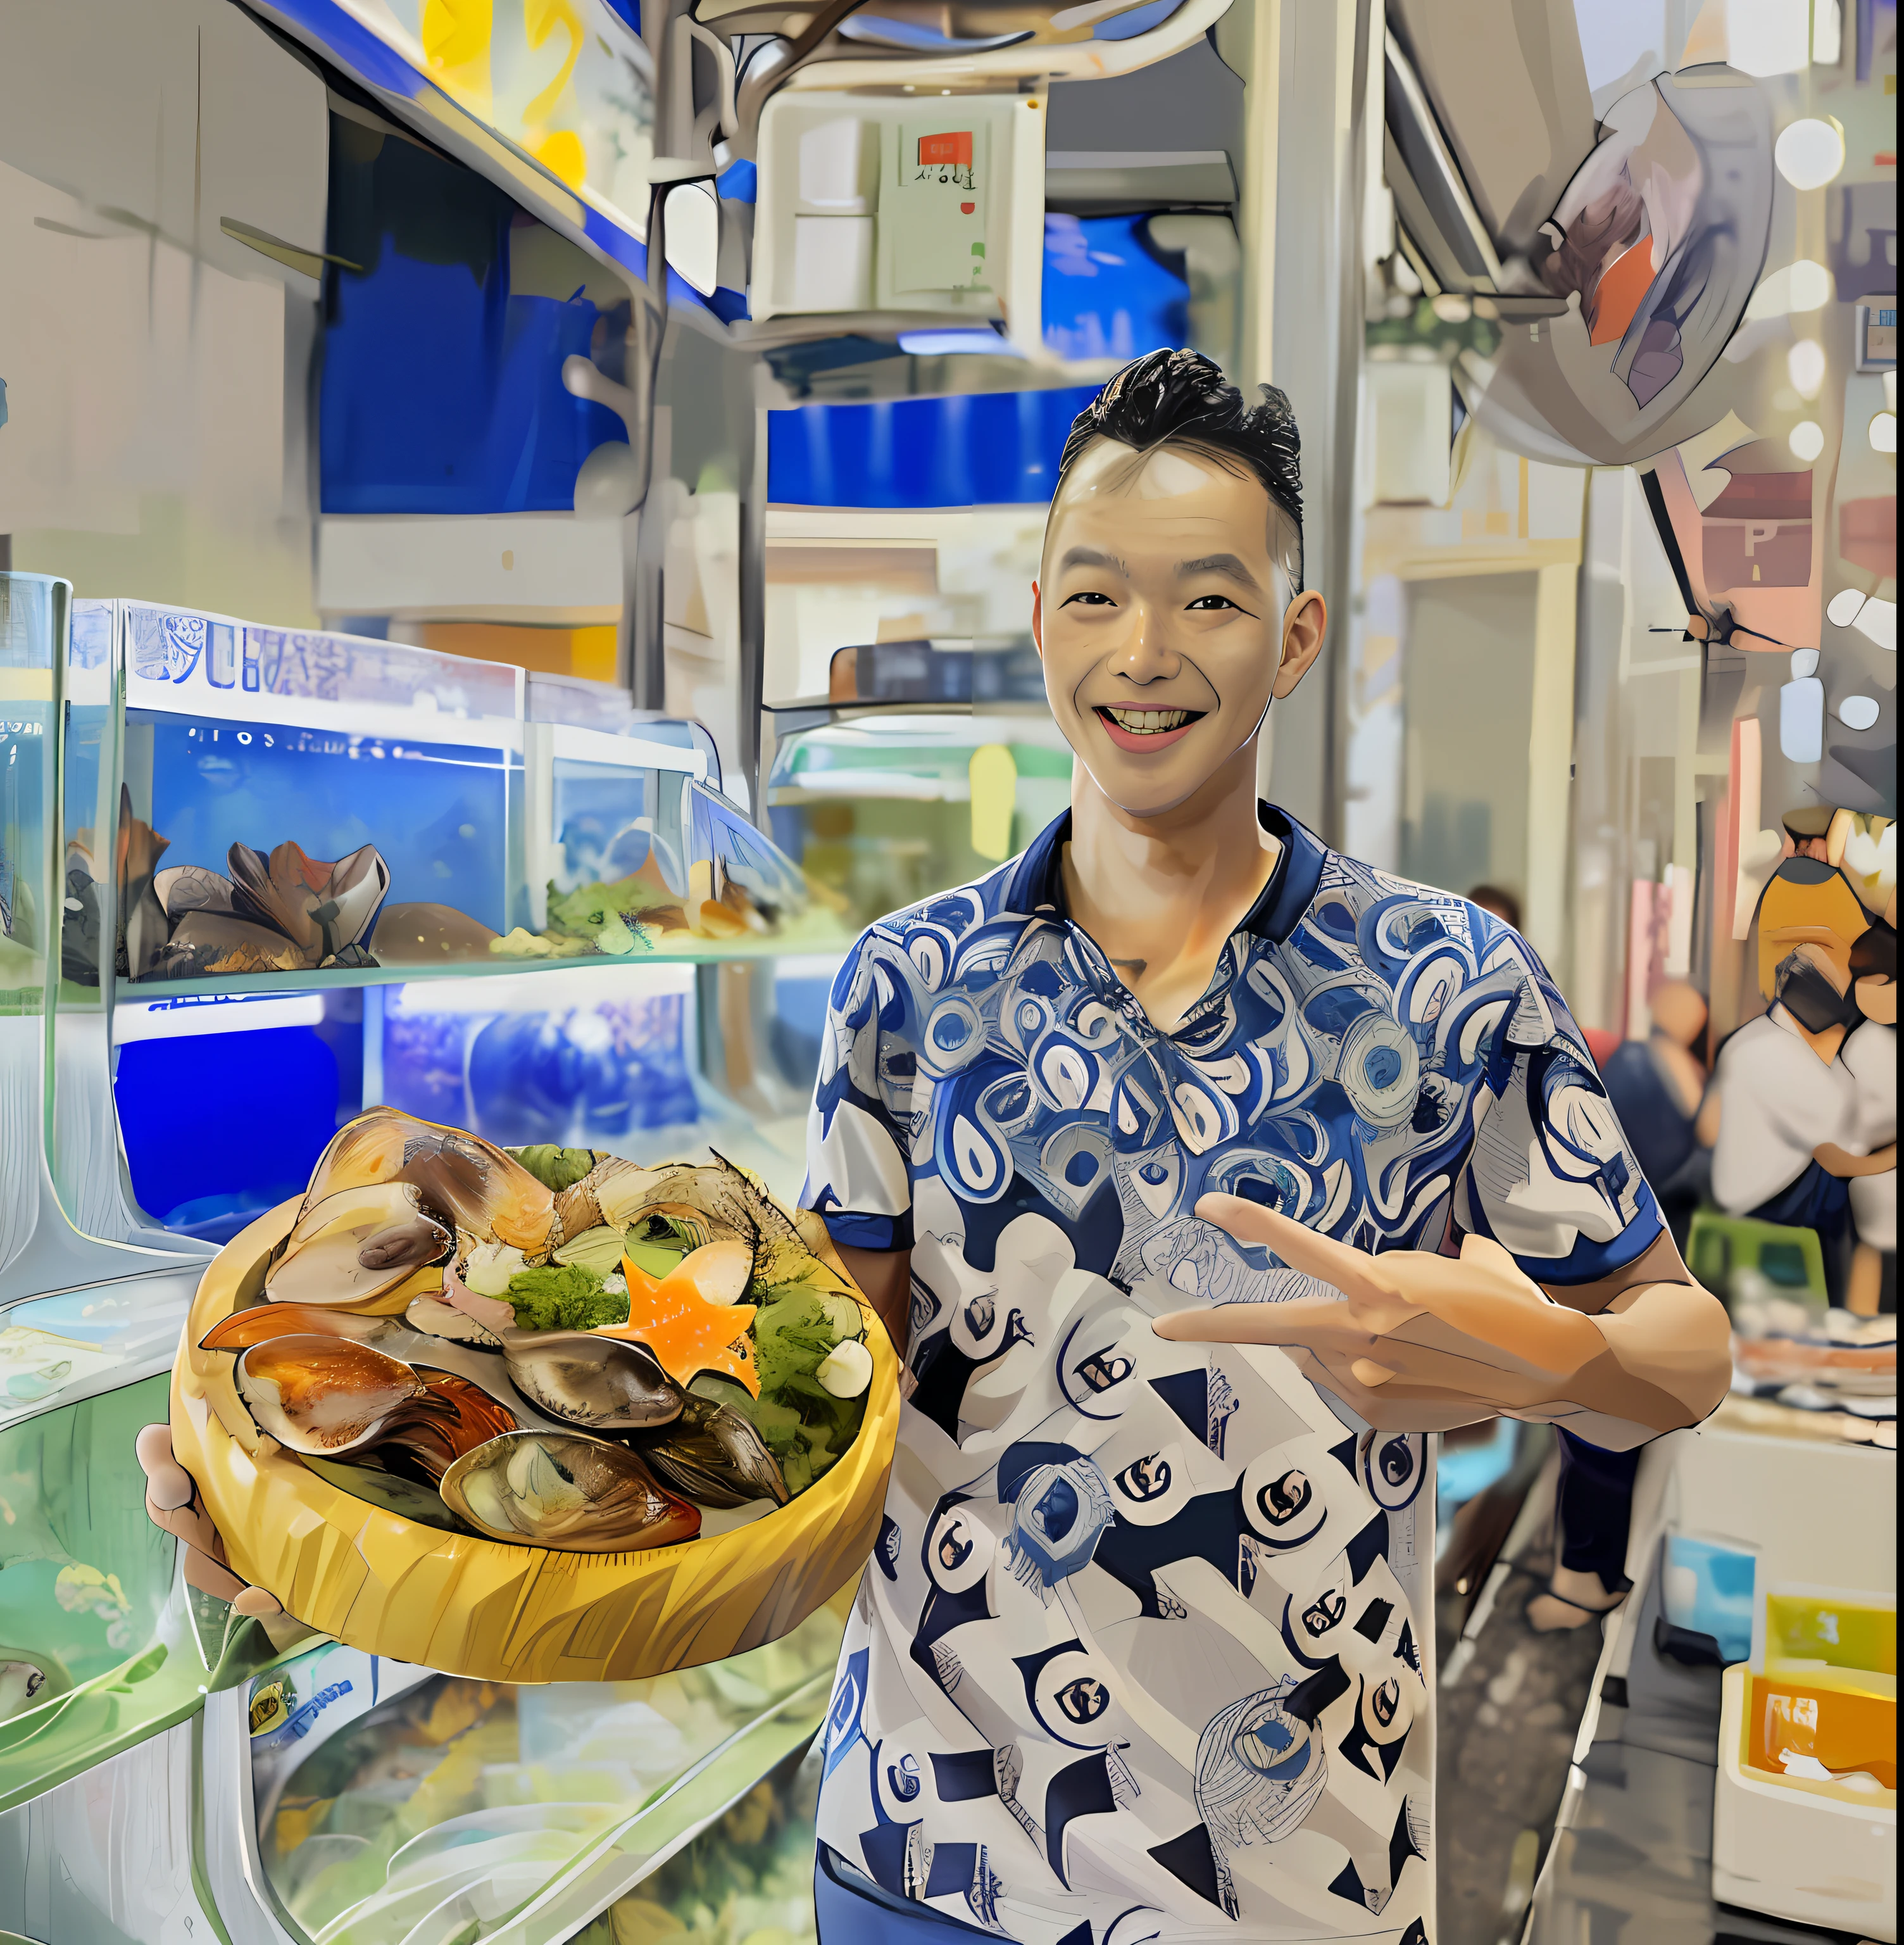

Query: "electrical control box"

xmin=883 ymin=120 xmax=991 ymax=299
xmin=753 ymin=92 xmax=1043 ymax=347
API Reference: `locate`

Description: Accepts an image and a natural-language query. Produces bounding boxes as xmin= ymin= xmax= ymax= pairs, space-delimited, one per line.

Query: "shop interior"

xmin=0 ymin=1 xmax=1893 ymax=1942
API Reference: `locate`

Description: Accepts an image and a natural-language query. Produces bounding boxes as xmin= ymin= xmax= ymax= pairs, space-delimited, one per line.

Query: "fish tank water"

xmin=90 ymin=603 xmax=525 ymax=987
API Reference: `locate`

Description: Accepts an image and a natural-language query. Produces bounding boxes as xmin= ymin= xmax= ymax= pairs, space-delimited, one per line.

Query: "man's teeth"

xmin=1101 ymin=707 xmax=1197 ymax=733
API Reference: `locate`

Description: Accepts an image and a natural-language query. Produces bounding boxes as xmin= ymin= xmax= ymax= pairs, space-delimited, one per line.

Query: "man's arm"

xmin=836 ymin=1242 xmax=913 ymax=1359
xmin=1156 ymin=1200 xmax=1732 ymax=1449
xmin=1815 ymin=1140 xmax=1898 ymax=1178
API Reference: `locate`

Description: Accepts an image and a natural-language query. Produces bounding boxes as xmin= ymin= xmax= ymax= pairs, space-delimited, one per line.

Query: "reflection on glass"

xmin=768 ymin=712 xmax=1073 ymax=933
xmin=252 ymin=1606 xmax=845 ymax=1945
xmin=0 ymin=1375 xmax=175 ymax=1722
xmin=591 ymin=1740 xmax=825 ymax=1945
xmin=0 ymin=1287 xmax=191 ymax=1421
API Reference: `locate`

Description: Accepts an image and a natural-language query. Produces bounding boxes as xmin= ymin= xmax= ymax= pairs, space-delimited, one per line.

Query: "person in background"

xmin=1711 ymin=860 xmax=1891 ymax=1307
xmin=1467 ymin=883 xmax=1521 ymax=931
xmin=1841 ymin=910 xmax=1896 ymax=1314
xmin=1470 ymin=883 xmax=1672 ymax=1626
xmin=1600 ymin=980 xmax=1712 ymax=1252
xmin=1529 ymin=979 xmax=1718 ymax=1632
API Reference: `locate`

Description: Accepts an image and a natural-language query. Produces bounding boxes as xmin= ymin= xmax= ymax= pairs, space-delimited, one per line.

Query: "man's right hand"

xmin=135 ymin=1423 xmax=282 ymax=1617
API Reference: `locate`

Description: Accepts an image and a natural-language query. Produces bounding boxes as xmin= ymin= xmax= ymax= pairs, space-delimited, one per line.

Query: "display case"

xmin=19 ymin=590 xmax=856 ymax=1287
xmin=0 ymin=576 xmax=868 ymax=1945
xmin=191 ymin=1599 xmax=846 ymax=1945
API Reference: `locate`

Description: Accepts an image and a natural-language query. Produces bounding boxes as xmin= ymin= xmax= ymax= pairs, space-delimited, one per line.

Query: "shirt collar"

xmin=1006 ymin=800 xmax=1328 ymax=947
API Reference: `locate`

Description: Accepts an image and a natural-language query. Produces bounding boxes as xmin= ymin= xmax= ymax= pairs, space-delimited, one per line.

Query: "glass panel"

xmin=0 ymin=1371 xmax=225 ymax=1821
xmin=589 ymin=1739 xmax=825 ymax=1945
xmin=249 ymin=1604 xmax=845 ymax=1945
xmin=106 ymin=953 xmax=846 ymax=1235
xmin=1 ymin=576 xmax=63 ymax=1282
xmin=767 ymin=709 xmax=1074 ymax=930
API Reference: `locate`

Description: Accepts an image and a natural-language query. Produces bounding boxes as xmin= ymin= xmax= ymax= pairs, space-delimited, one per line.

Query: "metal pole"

xmin=738 ymin=388 xmax=770 ymax=822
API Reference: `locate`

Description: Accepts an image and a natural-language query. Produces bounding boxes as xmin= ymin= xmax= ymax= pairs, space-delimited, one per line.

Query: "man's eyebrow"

xmin=1176 ymin=553 xmax=1261 ymax=588
xmin=1057 ymin=545 xmax=1128 ymax=575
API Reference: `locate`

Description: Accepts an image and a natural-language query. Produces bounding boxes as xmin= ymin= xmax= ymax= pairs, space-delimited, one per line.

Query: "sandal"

xmin=1529 ymin=1583 xmax=1628 ymax=1619
xmin=1501 ymin=1559 xmax=1629 ymax=1628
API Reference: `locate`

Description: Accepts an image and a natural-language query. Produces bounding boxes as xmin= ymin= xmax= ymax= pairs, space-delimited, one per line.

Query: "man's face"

xmin=1032 ymin=441 xmax=1303 ymax=819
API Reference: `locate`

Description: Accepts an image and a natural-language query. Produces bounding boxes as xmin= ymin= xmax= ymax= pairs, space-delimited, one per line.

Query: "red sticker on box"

xmin=918 ymin=132 xmax=974 ymax=168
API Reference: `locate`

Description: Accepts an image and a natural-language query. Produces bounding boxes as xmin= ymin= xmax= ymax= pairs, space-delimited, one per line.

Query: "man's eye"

xmin=1063 ymin=591 xmax=1117 ymax=607
xmin=1186 ymin=595 xmax=1238 ymax=612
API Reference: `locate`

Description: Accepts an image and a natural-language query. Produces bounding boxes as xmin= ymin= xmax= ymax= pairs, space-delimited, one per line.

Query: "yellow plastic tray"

xmin=171 ymin=1197 xmax=898 ymax=1683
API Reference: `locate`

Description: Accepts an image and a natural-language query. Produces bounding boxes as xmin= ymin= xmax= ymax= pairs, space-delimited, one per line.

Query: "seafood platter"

xmin=170 ymin=1109 xmax=899 ymax=1682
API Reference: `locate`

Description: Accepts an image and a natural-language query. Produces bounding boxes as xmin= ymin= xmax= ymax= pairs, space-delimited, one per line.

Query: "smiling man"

xmin=804 ymin=348 xmax=1731 ymax=1945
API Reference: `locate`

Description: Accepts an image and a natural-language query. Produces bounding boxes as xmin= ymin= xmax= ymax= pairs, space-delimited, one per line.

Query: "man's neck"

xmin=1058 ymin=741 xmax=1279 ymax=1027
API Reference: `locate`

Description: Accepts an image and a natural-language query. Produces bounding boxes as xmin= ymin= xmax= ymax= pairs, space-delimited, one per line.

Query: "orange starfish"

xmin=598 ymin=1240 xmax=760 ymax=1395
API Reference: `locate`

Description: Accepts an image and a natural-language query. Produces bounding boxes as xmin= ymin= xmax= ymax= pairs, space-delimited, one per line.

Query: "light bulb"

xmin=1789 ymin=420 xmax=1826 ymax=462
xmin=1774 ymin=118 xmax=1846 ymax=191
xmin=1787 ymin=339 xmax=1827 ymax=400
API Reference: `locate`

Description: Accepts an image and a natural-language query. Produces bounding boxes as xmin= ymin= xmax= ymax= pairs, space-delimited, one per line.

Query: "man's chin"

xmin=1054 ymin=710 xmax=1261 ymax=821
xmin=1075 ymin=752 xmax=1222 ymax=822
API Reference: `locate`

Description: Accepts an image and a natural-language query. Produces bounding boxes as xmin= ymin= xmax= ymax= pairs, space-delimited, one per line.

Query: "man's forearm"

xmin=1580 ymin=1277 xmax=1733 ymax=1430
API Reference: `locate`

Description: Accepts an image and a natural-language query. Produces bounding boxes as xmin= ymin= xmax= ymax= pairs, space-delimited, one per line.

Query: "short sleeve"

xmin=802 ymin=930 xmax=917 ymax=1253
xmin=1455 ymin=936 xmax=1664 ymax=1285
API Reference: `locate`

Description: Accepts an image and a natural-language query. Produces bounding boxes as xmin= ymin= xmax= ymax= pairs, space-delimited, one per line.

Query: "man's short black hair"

xmin=1054 ymin=348 xmax=1305 ymax=590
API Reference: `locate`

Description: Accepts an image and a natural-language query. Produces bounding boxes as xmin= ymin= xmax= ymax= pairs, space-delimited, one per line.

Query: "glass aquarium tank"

xmin=1 ymin=575 xmax=60 ymax=1285
xmin=16 ymin=595 xmax=851 ymax=1269
xmin=238 ymin=1602 xmax=846 ymax=1945
xmin=765 ymin=706 xmax=1073 ymax=933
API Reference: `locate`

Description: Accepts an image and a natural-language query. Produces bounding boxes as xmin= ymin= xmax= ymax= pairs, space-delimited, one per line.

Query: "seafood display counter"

xmin=0 ymin=576 xmax=889 ymax=1945
xmin=27 ymin=585 xmax=853 ymax=1277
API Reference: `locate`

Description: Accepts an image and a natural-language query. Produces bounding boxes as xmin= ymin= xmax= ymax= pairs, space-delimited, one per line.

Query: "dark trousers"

xmin=1555 ymin=1428 xmax=1641 ymax=1590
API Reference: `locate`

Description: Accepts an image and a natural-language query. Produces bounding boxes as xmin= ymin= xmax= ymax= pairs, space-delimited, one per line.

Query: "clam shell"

xmin=398 ymin=1369 xmax=520 ymax=1479
xmin=644 ymin=1399 xmax=790 ymax=1508
xmin=267 ymin=1183 xmax=451 ymax=1309
xmin=405 ymin=1295 xmax=503 ymax=1349
xmin=300 ymin=1108 xmax=555 ymax=1257
xmin=235 ymin=1335 xmax=429 ymax=1456
xmin=199 ymin=1302 xmax=396 ymax=1352
xmin=598 ymin=1152 xmax=815 ymax=1288
xmin=439 ymin=1432 xmax=701 ymax=1552
xmin=500 ymin=1330 xmax=686 ymax=1432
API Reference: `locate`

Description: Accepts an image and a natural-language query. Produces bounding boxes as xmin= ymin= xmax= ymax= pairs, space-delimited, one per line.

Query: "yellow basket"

xmin=171 ymin=1197 xmax=898 ymax=1683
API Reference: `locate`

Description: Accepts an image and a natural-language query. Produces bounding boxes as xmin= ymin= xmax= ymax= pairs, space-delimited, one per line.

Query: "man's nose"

xmin=1115 ymin=601 xmax=1179 ymax=681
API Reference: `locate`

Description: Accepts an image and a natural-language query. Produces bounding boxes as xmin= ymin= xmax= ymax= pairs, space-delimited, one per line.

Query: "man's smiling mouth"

xmin=1093 ymin=706 xmax=1205 ymax=734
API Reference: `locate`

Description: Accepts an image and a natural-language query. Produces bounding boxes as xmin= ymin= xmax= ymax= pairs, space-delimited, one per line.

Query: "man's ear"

xmin=1031 ymin=579 xmax=1044 ymax=658
xmin=1272 ymin=590 xmax=1327 ymax=698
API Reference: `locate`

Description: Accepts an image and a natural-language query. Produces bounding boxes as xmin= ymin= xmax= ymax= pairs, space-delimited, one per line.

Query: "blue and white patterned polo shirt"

xmin=803 ymin=804 xmax=1660 ymax=1945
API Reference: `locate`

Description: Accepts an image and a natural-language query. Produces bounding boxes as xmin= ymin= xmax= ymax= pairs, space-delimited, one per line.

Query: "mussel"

xmin=234 ymin=1336 xmax=513 ymax=1472
xmin=300 ymin=1109 xmax=555 ymax=1256
xmin=641 ymin=1397 xmax=790 ymax=1508
xmin=439 ymin=1432 xmax=701 ymax=1551
xmin=266 ymin=1183 xmax=451 ymax=1309
xmin=400 ymin=1369 xmax=521 ymax=1480
xmin=499 ymin=1329 xmax=686 ymax=1432
xmin=200 ymin=1302 xmax=397 ymax=1351
xmin=405 ymin=1294 xmax=503 ymax=1348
